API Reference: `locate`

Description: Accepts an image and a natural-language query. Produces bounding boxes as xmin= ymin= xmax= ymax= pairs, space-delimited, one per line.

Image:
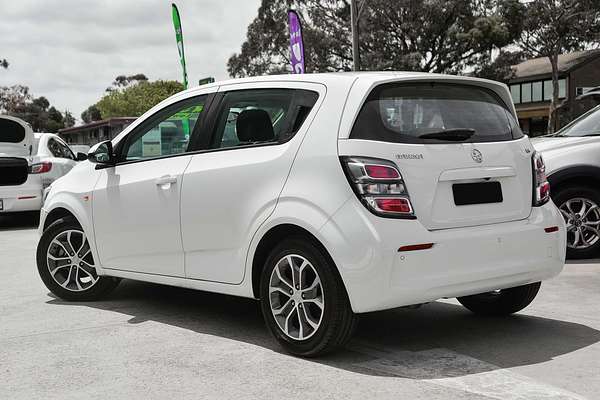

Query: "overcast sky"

xmin=0 ymin=0 xmax=261 ymax=122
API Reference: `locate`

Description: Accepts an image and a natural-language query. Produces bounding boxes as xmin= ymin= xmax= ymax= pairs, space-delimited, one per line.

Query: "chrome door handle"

xmin=155 ymin=176 xmax=177 ymax=187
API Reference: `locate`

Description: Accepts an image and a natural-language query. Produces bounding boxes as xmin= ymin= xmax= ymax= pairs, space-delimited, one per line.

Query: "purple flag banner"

xmin=288 ymin=10 xmax=305 ymax=74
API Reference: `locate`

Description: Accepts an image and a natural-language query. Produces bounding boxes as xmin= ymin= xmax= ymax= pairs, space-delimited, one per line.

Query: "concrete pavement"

xmin=1 ymin=212 xmax=599 ymax=399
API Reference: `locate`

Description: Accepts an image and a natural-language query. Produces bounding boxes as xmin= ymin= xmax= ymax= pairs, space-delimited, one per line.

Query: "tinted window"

xmin=557 ymin=106 xmax=600 ymax=137
xmin=122 ymin=96 xmax=206 ymax=161
xmin=350 ymin=83 xmax=523 ymax=144
xmin=48 ymin=138 xmax=75 ymax=159
xmin=0 ymin=118 xmax=26 ymax=143
xmin=209 ymin=89 xmax=318 ymax=150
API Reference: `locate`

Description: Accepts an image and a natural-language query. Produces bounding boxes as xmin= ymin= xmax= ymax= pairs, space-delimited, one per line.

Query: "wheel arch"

xmin=250 ymin=223 xmax=348 ymax=300
xmin=548 ymin=165 xmax=600 ymax=194
xmin=43 ymin=207 xmax=78 ymax=231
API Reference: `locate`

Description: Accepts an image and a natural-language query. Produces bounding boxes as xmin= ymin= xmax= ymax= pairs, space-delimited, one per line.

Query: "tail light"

xmin=341 ymin=156 xmax=415 ymax=218
xmin=532 ymin=151 xmax=550 ymax=206
xmin=30 ymin=162 xmax=52 ymax=174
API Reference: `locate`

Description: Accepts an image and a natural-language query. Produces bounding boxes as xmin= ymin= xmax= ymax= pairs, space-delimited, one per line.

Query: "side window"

xmin=209 ymin=89 xmax=318 ymax=150
xmin=48 ymin=138 xmax=75 ymax=159
xmin=122 ymin=96 xmax=206 ymax=161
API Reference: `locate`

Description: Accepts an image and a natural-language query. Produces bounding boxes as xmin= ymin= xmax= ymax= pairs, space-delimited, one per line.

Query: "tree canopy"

xmin=0 ymin=58 xmax=8 ymax=69
xmin=95 ymin=79 xmax=183 ymax=118
xmin=228 ymin=0 xmax=524 ymax=77
xmin=0 ymin=85 xmax=72 ymax=133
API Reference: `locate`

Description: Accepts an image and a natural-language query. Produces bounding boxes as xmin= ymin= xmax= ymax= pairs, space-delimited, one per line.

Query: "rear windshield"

xmin=0 ymin=118 xmax=26 ymax=143
xmin=350 ymin=83 xmax=523 ymax=144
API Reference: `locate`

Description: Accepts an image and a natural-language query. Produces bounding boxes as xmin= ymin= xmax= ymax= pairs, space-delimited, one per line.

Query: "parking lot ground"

xmin=1 ymin=213 xmax=599 ymax=400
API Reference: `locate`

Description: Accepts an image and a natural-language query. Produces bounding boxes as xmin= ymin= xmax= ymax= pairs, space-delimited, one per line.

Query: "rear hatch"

xmin=339 ymin=81 xmax=534 ymax=230
xmin=0 ymin=115 xmax=33 ymax=186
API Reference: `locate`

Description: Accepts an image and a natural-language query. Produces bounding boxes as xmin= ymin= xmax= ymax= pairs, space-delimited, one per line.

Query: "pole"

xmin=351 ymin=0 xmax=360 ymax=71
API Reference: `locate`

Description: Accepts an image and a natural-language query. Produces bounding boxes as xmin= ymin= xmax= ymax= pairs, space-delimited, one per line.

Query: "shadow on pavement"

xmin=46 ymin=278 xmax=600 ymax=379
xmin=0 ymin=211 xmax=40 ymax=231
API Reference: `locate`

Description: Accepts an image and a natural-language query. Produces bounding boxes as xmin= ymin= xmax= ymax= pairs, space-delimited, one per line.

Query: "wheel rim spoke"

xmin=561 ymin=197 xmax=600 ymax=249
xmin=47 ymin=229 xmax=98 ymax=292
xmin=269 ymin=253 xmax=324 ymax=341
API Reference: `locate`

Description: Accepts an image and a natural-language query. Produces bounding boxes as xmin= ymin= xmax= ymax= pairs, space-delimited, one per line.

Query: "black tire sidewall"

xmin=259 ymin=237 xmax=348 ymax=356
xmin=37 ymin=217 xmax=118 ymax=301
xmin=553 ymin=185 xmax=600 ymax=259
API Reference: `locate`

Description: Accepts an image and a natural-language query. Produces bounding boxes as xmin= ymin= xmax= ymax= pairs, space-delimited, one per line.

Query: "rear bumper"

xmin=0 ymin=179 xmax=43 ymax=213
xmin=320 ymin=200 xmax=566 ymax=313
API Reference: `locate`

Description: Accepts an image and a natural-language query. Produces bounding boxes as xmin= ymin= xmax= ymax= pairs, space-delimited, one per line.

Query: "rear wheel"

xmin=37 ymin=217 xmax=120 ymax=301
xmin=457 ymin=282 xmax=541 ymax=316
xmin=259 ymin=238 xmax=357 ymax=357
xmin=553 ymin=185 xmax=600 ymax=259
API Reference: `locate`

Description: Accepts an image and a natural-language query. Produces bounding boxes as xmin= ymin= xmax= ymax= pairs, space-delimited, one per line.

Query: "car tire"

xmin=37 ymin=217 xmax=120 ymax=301
xmin=259 ymin=237 xmax=357 ymax=357
xmin=457 ymin=282 xmax=541 ymax=316
xmin=553 ymin=185 xmax=600 ymax=259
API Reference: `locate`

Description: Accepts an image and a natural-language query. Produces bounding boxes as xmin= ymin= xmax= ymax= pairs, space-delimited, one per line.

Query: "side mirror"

xmin=76 ymin=152 xmax=88 ymax=161
xmin=88 ymin=141 xmax=115 ymax=167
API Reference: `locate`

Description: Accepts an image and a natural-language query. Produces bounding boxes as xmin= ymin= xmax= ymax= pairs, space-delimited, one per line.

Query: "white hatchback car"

xmin=0 ymin=115 xmax=86 ymax=213
xmin=37 ymin=73 xmax=566 ymax=356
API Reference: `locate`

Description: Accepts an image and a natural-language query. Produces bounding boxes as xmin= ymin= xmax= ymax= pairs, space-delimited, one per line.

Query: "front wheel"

xmin=457 ymin=282 xmax=541 ymax=316
xmin=259 ymin=238 xmax=357 ymax=357
xmin=37 ymin=217 xmax=120 ymax=301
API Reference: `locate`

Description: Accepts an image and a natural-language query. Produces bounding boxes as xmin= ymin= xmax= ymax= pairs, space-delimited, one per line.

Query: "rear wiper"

xmin=418 ymin=128 xmax=475 ymax=141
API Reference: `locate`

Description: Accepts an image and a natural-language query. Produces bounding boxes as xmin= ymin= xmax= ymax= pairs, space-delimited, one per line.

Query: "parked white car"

xmin=532 ymin=104 xmax=600 ymax=259
xmin=0 ymin=115 xmax=86 ymax=213
xmin=37 ymin=73 xmax=565 ymax=356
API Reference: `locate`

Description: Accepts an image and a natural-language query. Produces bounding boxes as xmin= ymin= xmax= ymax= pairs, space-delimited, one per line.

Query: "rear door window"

xmin=350 ymin=83 xmax=523 ymax=144
xmin=206 ymin=89 xmax=318 ymax=150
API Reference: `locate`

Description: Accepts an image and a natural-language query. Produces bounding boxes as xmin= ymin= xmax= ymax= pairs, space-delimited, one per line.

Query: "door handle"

xmin=155 ymin=175 xmax=177 ymax=187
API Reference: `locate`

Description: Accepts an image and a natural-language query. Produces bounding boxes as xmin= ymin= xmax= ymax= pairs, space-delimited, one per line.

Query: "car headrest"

xmin=236 ymin=109 xmax=275 ymax=142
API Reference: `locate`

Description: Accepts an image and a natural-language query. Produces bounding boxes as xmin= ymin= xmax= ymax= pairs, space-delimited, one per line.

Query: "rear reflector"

xmin=398 ymin=243 xmax=434 ymax=252
xmin=544 ymin=226 xmax=559 ymax=233
xmin=17 ymin=195 xmax=37 ymax=200
xmin=373 ymin=197 xmax=412 ymax=213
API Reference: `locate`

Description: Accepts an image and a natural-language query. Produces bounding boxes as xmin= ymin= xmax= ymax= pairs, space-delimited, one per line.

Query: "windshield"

xmin=350 ymin=83 xmax=523 ymax=144
xmin=554 ymin=106 xmax=600 ymax=137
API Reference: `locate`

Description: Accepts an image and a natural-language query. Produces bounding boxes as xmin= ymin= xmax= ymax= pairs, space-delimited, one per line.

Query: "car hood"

xmin=530 ymin=136 xmax=600 ymax=154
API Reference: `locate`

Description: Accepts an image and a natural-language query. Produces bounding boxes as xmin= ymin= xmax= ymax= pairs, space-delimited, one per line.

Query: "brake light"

xmin=532 ymin=151 xmax=550 ymax=206
xmin=341 ymin=156 xmax=415 ymax=218
xmin=30 ymin=162 xmax=52 ymax=174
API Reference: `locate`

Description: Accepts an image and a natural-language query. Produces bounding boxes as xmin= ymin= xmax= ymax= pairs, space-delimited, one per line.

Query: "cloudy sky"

xmin=0 ymin=0 xmax=261 ymax=122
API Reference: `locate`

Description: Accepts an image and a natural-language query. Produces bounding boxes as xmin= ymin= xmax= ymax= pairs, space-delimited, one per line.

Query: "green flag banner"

xmin=172 ymin=3 xmax=188 ymax=89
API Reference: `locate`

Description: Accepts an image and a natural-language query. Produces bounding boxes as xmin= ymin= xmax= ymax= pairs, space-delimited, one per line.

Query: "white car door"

xmin=180 ymin=83 xmax=323 ymax=284
xmin=92 ymin=94 xmax=209 ymax=277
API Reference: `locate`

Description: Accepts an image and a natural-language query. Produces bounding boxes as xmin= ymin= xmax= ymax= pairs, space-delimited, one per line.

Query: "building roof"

xmin=511 ymin=50 xmax=600 ymax=80
xmin=59 ymin=117 xmax=136 ymax=135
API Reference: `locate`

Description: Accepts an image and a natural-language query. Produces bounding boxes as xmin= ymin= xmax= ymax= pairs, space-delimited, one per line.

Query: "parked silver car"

xmin=532 ymin=105 xmax=600 ymax=258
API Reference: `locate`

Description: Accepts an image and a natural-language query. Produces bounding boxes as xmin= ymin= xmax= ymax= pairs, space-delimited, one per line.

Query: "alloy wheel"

xmin=559 ymin=197 xmax=600 ymax=249
xmin=46 ymin=229 xmax=98 ymax=292
xmin=268 ymin=254 xmax=324 ymax=341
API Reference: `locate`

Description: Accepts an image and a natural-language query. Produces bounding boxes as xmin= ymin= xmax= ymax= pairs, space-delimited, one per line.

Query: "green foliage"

xmin=228 ymin=0 xmax=524 ymax=77
xmin=0 ymin=86 xmax=70 ymax=132
xmin=472 ymin=50 xmax=525 ymax=82
xmin=81 ymin=104 xmax=102 ymax=123
xmin=96 ymin=79 xmax=184 ymax=118
xmin=64 ymin=111 xmax=76 ymax=128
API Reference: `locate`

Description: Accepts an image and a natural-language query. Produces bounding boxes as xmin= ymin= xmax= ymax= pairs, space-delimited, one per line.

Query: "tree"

xmin=81 ymin=104 xmax=102 ymax=123
xmin=0 ymin=58 xmax=8 ymax=69
xmin=64 ymin=111 xmax=76 ymax=128
xmin=0 ymin=85 xmax=31 ymax=113
xmin=518 ymin=0 xmax=600 ymax=132
xmin=472 ymin=50 xmax=525 ymax=82
xmin=106 ymin=73 xmax=149 ymax=92
xmin=228 ymin=0 xmax=523 ymax=77
xmin=96 ymin=80 xmax=184 ymax=118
